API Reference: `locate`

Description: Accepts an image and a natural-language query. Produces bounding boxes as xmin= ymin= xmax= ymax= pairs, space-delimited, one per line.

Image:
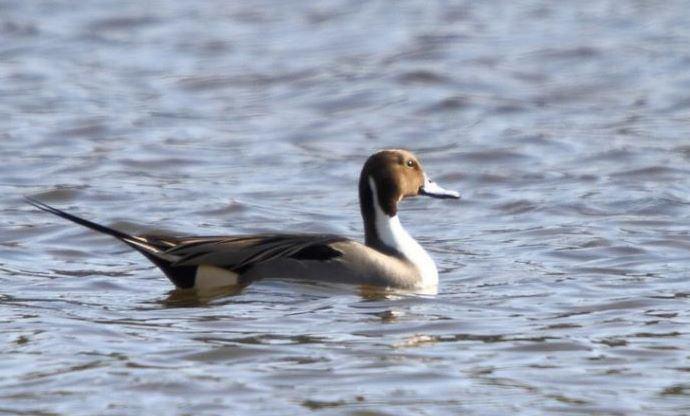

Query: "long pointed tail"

xmin=26 ymin=197 xmax=200 ymax=289
xmin=25 ymin=197 xmax=163 ymax=254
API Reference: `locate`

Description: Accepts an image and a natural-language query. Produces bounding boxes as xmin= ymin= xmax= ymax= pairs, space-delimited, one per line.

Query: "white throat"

xmin=368 ymin=177 xmax=438 ymax=288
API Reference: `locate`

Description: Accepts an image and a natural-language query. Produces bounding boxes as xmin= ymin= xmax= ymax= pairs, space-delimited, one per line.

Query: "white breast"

xmin=368 ymin=177 xmax=439 ymax=288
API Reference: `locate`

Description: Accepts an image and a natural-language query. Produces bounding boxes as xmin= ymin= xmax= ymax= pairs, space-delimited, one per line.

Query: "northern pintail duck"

xmin=27 ymin=149 xmax=459 ymax=291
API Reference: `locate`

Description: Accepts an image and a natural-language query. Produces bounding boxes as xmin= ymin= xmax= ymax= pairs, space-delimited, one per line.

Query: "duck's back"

xmin=239 ymin=239 xmax=420 ymax=288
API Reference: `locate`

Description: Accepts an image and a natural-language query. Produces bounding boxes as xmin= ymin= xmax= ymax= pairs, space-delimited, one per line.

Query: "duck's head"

xmin=359 ymin=149 xmax=460 ymax=218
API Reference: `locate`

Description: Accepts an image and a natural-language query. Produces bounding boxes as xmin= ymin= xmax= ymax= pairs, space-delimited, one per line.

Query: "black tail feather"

xmin=25 ymin=197 xmax=198 ymax=288
xmin=25 ymin=197 xmax=136 ymax=243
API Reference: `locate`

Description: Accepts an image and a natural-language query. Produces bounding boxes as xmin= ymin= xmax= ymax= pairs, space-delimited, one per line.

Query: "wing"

xmin=161 ymin=234 xmax=348 ymax=272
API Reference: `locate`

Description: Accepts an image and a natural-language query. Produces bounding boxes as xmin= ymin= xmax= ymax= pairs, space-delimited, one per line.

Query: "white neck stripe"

xmin=368 ymin=177 xmax=438 ymax=288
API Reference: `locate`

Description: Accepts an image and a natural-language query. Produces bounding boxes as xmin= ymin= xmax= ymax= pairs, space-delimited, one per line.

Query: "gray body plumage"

xmin=146 ymin=234 xmax=419 ymax=288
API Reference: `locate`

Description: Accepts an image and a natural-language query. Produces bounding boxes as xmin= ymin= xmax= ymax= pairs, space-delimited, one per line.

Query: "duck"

xmin=27 ymin=149 xmax=460 ymax=292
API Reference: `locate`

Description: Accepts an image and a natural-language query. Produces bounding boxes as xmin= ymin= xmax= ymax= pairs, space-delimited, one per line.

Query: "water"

xmin=2 ymin=0 xmax=690 ymax=414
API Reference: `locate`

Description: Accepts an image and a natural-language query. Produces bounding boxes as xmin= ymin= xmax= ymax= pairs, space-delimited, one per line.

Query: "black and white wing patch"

xmin=165 ymin=234 xmax=346 ymax=272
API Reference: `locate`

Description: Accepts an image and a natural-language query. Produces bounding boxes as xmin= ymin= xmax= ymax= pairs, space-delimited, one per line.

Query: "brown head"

xmin=358 ymin=149 xmax=459 ymax=250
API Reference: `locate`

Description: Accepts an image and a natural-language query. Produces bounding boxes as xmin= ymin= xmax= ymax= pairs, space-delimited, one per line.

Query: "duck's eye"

xmin=406 ymin=160 xmax=415 ymax=168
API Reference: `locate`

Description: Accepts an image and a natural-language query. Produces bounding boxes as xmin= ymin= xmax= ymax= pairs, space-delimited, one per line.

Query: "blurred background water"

xmin=2 ymin=0 xmax=690 ymax=414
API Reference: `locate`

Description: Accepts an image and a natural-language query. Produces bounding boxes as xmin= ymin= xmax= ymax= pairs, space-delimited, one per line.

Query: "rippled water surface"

xmin=2 ymin=1 xmax=690 ymax=414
